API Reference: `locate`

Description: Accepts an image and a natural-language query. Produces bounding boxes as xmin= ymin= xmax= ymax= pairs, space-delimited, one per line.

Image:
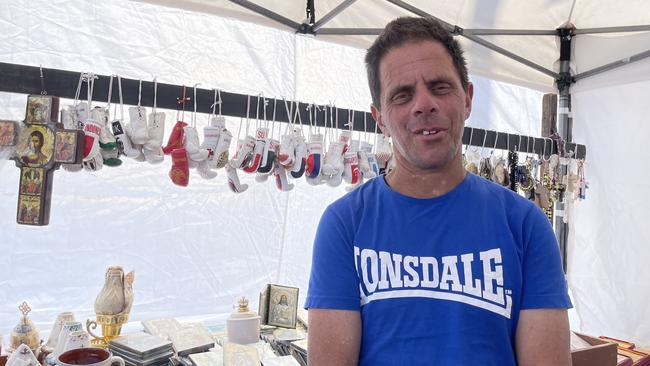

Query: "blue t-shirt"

xmin=305 ymin=173 xmax=572 ymax=365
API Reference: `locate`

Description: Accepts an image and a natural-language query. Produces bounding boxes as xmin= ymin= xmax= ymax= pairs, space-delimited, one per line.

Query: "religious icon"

xmin=15 ymin=126 xmax=54 ymax=167
xmin=266 ymin=284 xmax=299 ymax=328
xmin=55 ymin=131 xmax=77 ymax=163
xmin=18 ymin=195 xmax=41 ymax=225
xmin=13 ymin=94 xmax=81 ymax=226
xmin=0 ymin=120 xmax=18 ymax=146
xmin=20 ymin=168 xmax=43 ymax=195
xmin=26 ymin=96 xmax=51 ymax=125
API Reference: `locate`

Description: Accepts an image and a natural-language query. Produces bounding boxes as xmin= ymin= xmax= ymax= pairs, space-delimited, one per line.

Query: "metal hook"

xmin=39 ymin=65 xmax=47 ymax=95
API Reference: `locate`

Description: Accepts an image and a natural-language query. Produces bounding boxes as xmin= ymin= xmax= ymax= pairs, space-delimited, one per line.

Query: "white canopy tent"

xmin=0 ymin=0 xmax=649 ymax=347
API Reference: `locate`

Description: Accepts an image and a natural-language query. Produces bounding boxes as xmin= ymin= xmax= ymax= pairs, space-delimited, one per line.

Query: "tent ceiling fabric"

xmin=135 ymin=0 xmax=650 ymax=93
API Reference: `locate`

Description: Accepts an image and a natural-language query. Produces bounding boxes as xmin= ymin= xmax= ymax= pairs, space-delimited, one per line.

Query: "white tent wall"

xmin=1 ymin=0 xmax=545 ymax=339
xmin=569 ymin=77 xmax=650 ymax=343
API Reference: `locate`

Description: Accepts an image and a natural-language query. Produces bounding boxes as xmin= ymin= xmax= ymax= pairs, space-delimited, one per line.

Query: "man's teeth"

xmin=422 ymin=130 xmax=440 ymax=135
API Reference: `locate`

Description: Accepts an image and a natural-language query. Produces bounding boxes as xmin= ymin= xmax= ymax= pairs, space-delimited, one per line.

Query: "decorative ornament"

xmin=8 ymin=301 xmax=41 ymax=354
xmin=86 ymin=266 xmax=134 ymax=348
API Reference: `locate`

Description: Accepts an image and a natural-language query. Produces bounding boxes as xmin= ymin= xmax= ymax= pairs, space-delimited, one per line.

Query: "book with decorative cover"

xmin=170 ymin=324 xmax=215 ymax=356
xmin=223 ymin=343 xmax=259 ymax=366
xmin=142 ymin=318 xmax=182 ymax=341
xmin=261 ymin=355 xmax=301 ymax=366
xmin=110 ymin=332 xmax=173 ymax=358
xmin=187 ymin=351 xmax=223 ymax=366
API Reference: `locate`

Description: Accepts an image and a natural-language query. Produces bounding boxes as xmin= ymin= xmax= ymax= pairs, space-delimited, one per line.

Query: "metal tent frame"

xmin=224 ymin=0 xmax=650 ymax=270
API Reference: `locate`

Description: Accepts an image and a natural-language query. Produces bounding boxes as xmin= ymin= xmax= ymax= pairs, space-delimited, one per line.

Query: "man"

xmin=305 ymin=17 xmax=572 ymax=365
xmin=21 ymin=130 xmax=49 ymax=165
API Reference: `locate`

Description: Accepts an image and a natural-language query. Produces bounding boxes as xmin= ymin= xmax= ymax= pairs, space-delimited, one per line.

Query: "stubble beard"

xmin=393 ymin=135 xmax=462 ymax=172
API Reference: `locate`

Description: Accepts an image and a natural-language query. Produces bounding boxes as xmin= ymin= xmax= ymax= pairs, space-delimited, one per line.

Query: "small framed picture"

xmin=0 ymin=120 xmax=18 ymax=146
xmin=16 ymin=126 xmax=54 ymax=167
xmin=26 ymin=95 xmax=52 ymax=125
xmin=267 ymin=284 xmax=299 ymax=329
xmin=54 ymin=131 xmax=78 ymax=163
xmin=20 ymin=167 xmax=44 ymax=195
xmin=17 ymin=194 xmax=42 ymax=225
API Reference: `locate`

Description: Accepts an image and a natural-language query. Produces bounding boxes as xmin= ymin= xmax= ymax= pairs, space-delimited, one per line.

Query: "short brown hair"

xmin=365 ymin=16 xmax=469 ymax=109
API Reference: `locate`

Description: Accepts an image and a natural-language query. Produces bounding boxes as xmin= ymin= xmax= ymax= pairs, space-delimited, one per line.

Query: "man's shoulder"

xmin=327 ymin=176 xmax=385 ymax=213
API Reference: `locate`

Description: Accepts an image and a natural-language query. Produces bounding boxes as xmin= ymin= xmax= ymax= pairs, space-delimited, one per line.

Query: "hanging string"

xmin=295 ymin=102 xmax=303 ymax=130
xmin=347 ymin=109 xmax=355 ymax=139
xmin=86 ymin=73 xmax=96 ymax=110
xmin=211 ymin=89 xmax=218 ymax=116
xmin=324 ymin=105 xmax=329 ymax=146
xmin=106 ymin=75 xmax=114 ymax=110
xmin=241 ymin=94 xmax=251 ymax=139
xmin=313 ymin=104 xmax=318 ymax=135
xmin=306 ymin=104 xmax=313 ymax=136
xmin=236 ymin=117 xmax=244 ymax=143
xmin=152 ymin=77 xmax=158 ymax=115
xmin=73 ymin=73 xmax=83 ymax=108
xmin=270 ymin=98 xmax=277 ymax=139
xmin=255 ymin=93 xmax=263 ymax=131
xmin=263 ymin=97 xmax=269 ymax=131
xmin=191 ymin=83 xmax=200 ymax=128
xmin=117 ymin=75 xmax=125 ymax=121
xmin=283 ymin=98 xmax=293 ymax=134
xmin=480 ymin=129 xmax=488 ymax=158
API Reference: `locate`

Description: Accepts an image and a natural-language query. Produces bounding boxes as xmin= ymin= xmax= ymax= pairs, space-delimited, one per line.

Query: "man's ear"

xmin=464 ymin=82 xmax=474 ymax=120
xmin=371 ymin=104 xmax=390 ymax=137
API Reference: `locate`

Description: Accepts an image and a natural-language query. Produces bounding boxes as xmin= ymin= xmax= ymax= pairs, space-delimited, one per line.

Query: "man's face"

xmin=31 ymin=135 xmax=42 ymax=151
xmin=371 ymin=40 xmax=473 ymax=173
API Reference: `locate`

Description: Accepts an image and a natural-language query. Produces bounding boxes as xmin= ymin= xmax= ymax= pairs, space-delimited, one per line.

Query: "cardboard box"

xmin=572 ymin=332 xmax=618 ymax=366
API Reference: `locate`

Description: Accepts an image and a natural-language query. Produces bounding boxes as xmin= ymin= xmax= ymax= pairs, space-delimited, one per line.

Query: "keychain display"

xmin=7 ymin=72 xmax=586 ymax=206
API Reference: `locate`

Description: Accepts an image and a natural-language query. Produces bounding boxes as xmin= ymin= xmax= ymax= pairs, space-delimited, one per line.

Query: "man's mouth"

xmin=421 ymin=130 xmax=441 ymax=136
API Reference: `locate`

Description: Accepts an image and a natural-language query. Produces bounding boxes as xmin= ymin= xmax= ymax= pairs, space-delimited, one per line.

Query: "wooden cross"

xmin=13 ymin=94 xmax=84 ymax=226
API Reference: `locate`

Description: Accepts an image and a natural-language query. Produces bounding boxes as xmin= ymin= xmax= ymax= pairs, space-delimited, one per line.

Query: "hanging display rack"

xmin=0 ymin=62 xmax=586 ymax=159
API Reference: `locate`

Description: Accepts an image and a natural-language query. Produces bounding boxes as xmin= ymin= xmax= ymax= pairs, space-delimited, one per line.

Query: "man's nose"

xmin=411 ymin=86 xmax=439 ymax=116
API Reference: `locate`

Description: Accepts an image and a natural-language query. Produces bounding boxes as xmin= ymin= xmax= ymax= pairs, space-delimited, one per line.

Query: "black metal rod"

xmin=463 ymin=29 xmax=556 ymax=36
xmin=0 ymin=62 xmax=585 ymax=159
xmin=313 ymin=0 xmax=358 ymax=31
xmin=228 ymin=0 xmax=301 ymax=31
xmin=574 ymin=24 xmax=650 ymax=35
xmin=317 ymin=28 xmax=383 ymax=35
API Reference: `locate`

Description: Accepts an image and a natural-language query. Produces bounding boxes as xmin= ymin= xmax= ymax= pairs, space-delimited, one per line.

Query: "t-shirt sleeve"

xmin=304 ymin=204 xmax=361 ymax=311
xmin=520 ymin=205 xmax=573 ymax=309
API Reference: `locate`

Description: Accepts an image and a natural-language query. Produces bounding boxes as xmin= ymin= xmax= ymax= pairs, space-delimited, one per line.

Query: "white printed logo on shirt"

xmin=353 ymin=247 xmax=513 ymax=319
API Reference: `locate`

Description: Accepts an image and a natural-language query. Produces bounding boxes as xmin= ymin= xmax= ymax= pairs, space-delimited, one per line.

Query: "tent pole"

xmin=574 ymin=48 xmax=650 ymax=81
xmin=555 ymin=27 xmax=575 ymax=272
xmin=228 ymin=0 xmax=301 ymax=31
xmin=313 ymin=0 xmax=358 ymax=31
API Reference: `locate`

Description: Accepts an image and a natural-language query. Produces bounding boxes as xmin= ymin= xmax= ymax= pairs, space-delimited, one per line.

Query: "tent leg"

xmin=555 ymin=27 xmax=574 ymax=273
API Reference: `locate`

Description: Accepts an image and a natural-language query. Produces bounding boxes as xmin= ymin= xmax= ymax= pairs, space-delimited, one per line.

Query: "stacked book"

xmin=261 ymin=329 xmax=306 ymax=358
xmin=109 ymin=332 xmax=174 ymax=366
xmin=289 ymin=339 xmax=307 ymax=366
xmin=170 ymin=323 xmax=215 ymax=357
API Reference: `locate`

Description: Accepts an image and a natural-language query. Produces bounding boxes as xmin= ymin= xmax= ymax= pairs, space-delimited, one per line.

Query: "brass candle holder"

xmin=86 ymin=312 xmax=129 ymax=348
xmin=86 ymin=266 xmax=134 ymax=348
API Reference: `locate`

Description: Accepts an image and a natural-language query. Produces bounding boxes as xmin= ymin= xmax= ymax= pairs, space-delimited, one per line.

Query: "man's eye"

xmin=391 ymin=93 xmax=410 ymax=103
xmin=432 ymin=85 xmax=451 ymax=93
